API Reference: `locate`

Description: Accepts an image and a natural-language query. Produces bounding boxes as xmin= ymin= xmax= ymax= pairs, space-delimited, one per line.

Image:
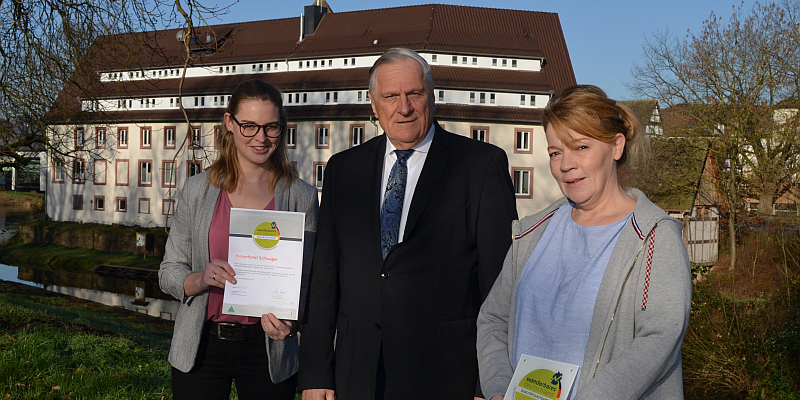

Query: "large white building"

xmin=45 ymin=3 xmax=576 ymax=226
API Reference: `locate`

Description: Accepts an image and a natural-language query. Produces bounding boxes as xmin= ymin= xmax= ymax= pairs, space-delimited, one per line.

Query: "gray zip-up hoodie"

xmin=477 ymin=189 xmax=691 ymax=399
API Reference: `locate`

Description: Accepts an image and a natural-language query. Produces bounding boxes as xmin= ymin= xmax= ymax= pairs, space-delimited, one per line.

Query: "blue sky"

xmin=212 ymin=0 xmax=758 ymax=100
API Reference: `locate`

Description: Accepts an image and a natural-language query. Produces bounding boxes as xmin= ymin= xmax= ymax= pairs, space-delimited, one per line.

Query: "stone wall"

xmin=19 ymin=223 xmax=167 ymax=256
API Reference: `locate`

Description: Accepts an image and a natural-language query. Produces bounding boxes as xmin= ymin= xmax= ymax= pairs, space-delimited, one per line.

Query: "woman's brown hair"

xmin=543 ymin=84 xmax=647 ymax=167
xmin=206 ymin=79 xmax=295 ymax=192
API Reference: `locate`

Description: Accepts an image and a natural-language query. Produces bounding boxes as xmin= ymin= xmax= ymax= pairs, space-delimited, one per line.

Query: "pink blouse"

xmin=206 ymin=191 xmax=275 ymax=324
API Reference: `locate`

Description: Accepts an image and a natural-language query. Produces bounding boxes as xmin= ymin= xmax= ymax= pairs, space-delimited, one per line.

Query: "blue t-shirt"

xmin=513 ymin=203 xmax=629 ymax=399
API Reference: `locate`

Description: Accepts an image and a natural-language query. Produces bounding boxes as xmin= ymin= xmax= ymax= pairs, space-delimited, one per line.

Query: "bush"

xmin=683 ymin=226 xmax=800 ymax=399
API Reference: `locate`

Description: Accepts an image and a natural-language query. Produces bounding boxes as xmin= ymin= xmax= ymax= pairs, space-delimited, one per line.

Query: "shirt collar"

xmin=384 ymin=124 xmax=435 ymax=157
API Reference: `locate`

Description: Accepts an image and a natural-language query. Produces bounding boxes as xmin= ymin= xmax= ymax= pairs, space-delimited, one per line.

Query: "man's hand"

xmin=301 ymin=389 xmax=335 ymax=400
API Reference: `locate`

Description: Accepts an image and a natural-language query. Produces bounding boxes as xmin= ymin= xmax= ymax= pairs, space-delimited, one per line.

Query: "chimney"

xmin=304 ymin=3 xmax=328 ymax=36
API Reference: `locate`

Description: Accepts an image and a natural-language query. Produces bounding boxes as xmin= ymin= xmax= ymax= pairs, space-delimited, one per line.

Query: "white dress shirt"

xmin=379 ymin=125 xmax=435 ymax=243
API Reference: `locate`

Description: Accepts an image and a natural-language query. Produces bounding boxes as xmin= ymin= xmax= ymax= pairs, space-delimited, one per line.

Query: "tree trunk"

xmin=728 ymin=209 xmax=736 ymax=271
xmin=759 ymin=192 xmax=775 ymax=214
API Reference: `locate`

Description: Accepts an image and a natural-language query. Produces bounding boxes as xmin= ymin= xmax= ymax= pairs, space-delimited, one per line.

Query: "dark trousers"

xmin=172 ymin=324 xmax=297 ymax=400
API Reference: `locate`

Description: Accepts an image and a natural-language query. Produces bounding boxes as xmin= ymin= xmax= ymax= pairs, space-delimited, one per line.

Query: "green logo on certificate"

xmin=253 ymin=221 xmax=280 ymax=249
xmin=515 ymin=369 xmax=562 ymax=400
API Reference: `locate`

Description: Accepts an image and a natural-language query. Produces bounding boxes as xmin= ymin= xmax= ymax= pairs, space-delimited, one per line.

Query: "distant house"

xmin=43 ymin=2 xmax=577 ymax=226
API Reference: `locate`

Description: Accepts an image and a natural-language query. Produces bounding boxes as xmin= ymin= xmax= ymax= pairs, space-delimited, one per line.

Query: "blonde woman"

xmin=478 ymin=85 xmax=691 ymax=399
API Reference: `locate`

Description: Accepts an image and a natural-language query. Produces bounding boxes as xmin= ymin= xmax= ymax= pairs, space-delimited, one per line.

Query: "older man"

xmin=298 ymin=48 xmax=517 ymax=400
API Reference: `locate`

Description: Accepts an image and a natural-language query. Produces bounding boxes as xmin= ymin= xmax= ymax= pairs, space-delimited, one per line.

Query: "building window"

xmin=116 ymin=197 xmax=127 ymax=212
xmin=431 ymin=55 xmax=437 ymax=63
xmin=351 ymin=58 xmax=355 ymax=65
xmin=201 ymin=97 xmax=205 ymax=106
xmin=502 ymin=59 xmax=508 ymax=67
xmin=259 ymin=64 xmax=264 ymax=71
xmin=480 ymin=93 xmax=486 ymax=104
xmin=96 ymin=128 xmax=106 ymax=149
xmin=163 ymin=199 xmax=175 ymax=215
xmin=298 ymin=61 xmax=302 ymax=69
xmin=515 ymin=129 xmax=532 ymax=153
xmin=139 ymin=160 xmax=152 ymax=187
xmin=72 ymin=195 xmax=83 ymax=211
xmin=194 ymin=97 xmax=198 ymax=107
xmin=115 ymin=160 xmax=129 ymax=186
xmin=165 ymin=127 xmax=176 ymax=148
xmin=513 ymin=168 xmax=533 ymax=198
xmin=139 ymin=198 xmax=150 ymax=214
xmin=288 ymin=94 xmax=293 ymax=104
xmin=452 ymin=56 xmax=458 ymax=64
xmin=462 ymin=56 xmax=467 ymax=64
xmin=170 ymin=98 xmax=173 ymax=107
xmin=313 ymin=60 xmax=317 ymax=68
xmin=162 ymin=161 xmax=176 ymax=188
xmin=213 ymin=125 xmax=222 ymax=148
xmin=316 ymin=125 xmax=330 ymax=149
xmin=350 ymin=125 xmax=365 ymax=147
xmin=94 ymin=196 xmax=105 ymax=211
xmin=492 ymin=58 xmax=497 ymax=66
xmin=187 ymin=160 xmax=202 ymax=177
xmin=438 ymin=90 xmax=444 ymax=102
xmin=267 ymin=64 xmax=271 ymax=71
xmin=75 ymin=128 xmax=85 ymax=149
xmin=221 ymin=96 xmax=225 ymax=106
xmin=333 ymin=92 xmax=338 ymax=102
xmin=490 ymin=93 xmax=496 ymax=104
xmin=53 ymin=159 xmax=65 ymax=183
xmin=73 ymin=159 xmax=85 ymax=183
xmin=191 ymin=127 xmax=201 ymax=148
xmin=286 ymin=125 xmax=297 ymax=149
xmin=520 ymin=95 xmax=526 ymax=106
xmin=252 ymin=64 xmax=256 ymax=72
xmin=325 ymin=93 xmax=331 ymax=103
xmin=140 ymin=127 xmax=152 ymax=149
xmin=471 ymin=127 xmax=489 ymax=143
xmin=314 ymin=162 xmax=326 ymax=190
xmin=530 ymin=95 xmax=536 ymax=107
xmin=214 ymin=96 xmax=218 ymax=106
xmin=303 ymin=93 xmax=308 ymax=103
xmin=512 ymin=60 xmax=518 ymax=68
xmin=472 ymin=57 xmax=477 ymax=65
xmin=358 ymin=91 xmax=363 ymax=102
xmin=93 ymin=160 xmax=107 ymax=185
xmin=470 ymin=93 xmax=475 ymax=103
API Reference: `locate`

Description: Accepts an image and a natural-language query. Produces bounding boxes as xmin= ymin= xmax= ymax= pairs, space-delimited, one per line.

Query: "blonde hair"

xmin=543 ymin=84 xmax=647 ymax=167
xmin=206 ymin=79 xmax=295 ymax=192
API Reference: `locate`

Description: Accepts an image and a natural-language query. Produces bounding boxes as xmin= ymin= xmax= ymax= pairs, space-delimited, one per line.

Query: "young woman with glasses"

xmin=159 ymin=79 xmax=319 ymax=399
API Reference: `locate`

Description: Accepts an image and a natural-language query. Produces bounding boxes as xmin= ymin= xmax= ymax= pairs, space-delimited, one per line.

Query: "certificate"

xmin=222 ymin=208 xmax=305 ymax=320
xmin=504 ymin=355 xmax=579 ymax=400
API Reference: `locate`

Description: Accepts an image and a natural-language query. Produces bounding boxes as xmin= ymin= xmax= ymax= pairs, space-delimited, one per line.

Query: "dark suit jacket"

xmin=298 ymin=123 xmax=518 ymax=399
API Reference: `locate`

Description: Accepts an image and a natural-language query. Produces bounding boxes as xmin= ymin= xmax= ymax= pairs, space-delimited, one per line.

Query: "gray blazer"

xmin=159 ymin=172 xmax=319 ymax=382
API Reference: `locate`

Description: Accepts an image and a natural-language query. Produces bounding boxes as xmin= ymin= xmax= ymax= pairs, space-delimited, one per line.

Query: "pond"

xmin=0 ymin=205 xmax=179 ymax=320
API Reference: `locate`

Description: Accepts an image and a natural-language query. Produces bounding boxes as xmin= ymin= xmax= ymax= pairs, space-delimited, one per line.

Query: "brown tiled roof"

xmin=49 ymin=4 xmax=574 ymax=124
xmin=619 ymin=100 xmax=658 ymax=127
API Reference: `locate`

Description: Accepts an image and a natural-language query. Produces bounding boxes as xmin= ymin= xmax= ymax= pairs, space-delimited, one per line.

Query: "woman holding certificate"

xmin=477 ymin=85 xmax=691 ymax=399
xmin=159 ymin=79 xmax=318 ymax=400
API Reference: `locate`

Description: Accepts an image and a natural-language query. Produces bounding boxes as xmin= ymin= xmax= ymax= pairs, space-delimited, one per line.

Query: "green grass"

xmin=0 ymin=243 xmax=163 ymax=273
xmin=0 ymin=191 xmax=44 ymax=208
xmin=0 ymin=281 xmax=173 ymax=399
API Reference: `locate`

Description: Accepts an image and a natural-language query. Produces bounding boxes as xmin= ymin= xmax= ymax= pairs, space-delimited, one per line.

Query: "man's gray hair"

xmin=368 ymin=48 xmax=435 ymax=95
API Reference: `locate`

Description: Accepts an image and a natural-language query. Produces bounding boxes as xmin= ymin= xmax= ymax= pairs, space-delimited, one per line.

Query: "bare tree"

xmin=0 ymin=0 xmax=230 ymax=176
xmin=629 ymin=2 xmax=800 ymax=270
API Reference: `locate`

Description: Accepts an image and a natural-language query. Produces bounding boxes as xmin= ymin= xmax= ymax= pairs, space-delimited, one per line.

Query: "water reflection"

xmin=1 ymin=264 xmax=179 ymax=320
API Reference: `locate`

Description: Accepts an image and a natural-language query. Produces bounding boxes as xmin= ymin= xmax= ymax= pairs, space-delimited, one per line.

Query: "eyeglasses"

xmin=229 ymin=114 xmax=283 ymax=138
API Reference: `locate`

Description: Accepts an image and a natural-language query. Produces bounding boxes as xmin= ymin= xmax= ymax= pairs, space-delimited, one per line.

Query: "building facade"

xmin=45 ymin=3 xmax=576 ymax=226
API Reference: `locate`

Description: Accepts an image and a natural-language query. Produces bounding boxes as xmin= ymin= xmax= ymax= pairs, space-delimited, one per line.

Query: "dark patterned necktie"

xmin=380 ymin=149 xmax=414 ymax=259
